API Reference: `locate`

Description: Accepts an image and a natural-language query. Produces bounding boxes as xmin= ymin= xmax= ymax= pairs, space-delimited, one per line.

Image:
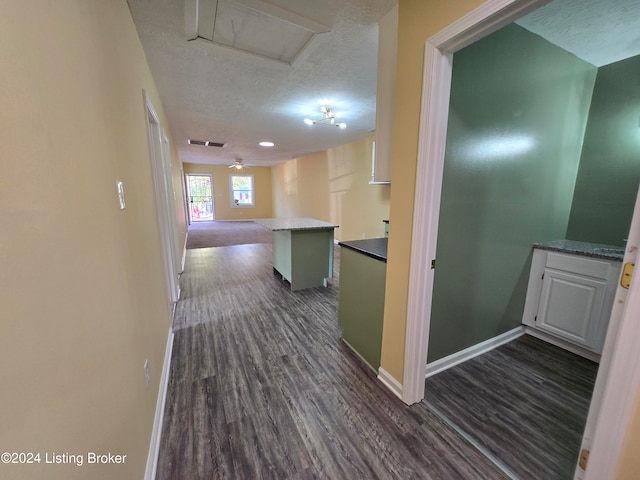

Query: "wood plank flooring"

xmin=423 ymin=335 xmax=598 ymax=480
xmin=157 ymin=242 xmax=596 ymax=479
xmin=158 ymin=243 xmax=509 ymax=479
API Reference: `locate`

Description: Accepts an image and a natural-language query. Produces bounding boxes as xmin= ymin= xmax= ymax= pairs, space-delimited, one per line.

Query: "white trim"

xmin=525 ymin=327 xmax=600 ymax=363
xmin=179 ymin=165 xmax=190 ymax=229
xmin=403 ymin=0 xmax=550 ymax=406
xmin=584 ymin=272 xmax=640 ymax=479
xmin=580 ymin=185 xmax=640 ymax=480
xmin=229 ymin=173 xmax=255 ymax=208
xmin=425 ymin=327 xmax=525 ymax=378
xmin=144 ymin=92 xmax=180 ymax=305
xmin=402 ymin=40 xmax=452 ymax=405
xmin=377 ymin=367 xmax=403 ymax=401
xmin=144 ymin=329 xmax=174 ymax=480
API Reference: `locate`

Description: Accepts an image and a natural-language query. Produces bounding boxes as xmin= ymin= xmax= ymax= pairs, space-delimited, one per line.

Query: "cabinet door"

xmin=536 ymin=269 xmax=607 ymax=350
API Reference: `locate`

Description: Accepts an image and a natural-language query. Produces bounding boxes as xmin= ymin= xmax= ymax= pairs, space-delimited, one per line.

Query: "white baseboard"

xmin=525 ymin=327 xmax=601 ymax=363
xmin=144 ymin=329 xmax=174 ymax=480
xmin=378 ymin=367 xmax=403 ymax=401
xmin=425 ymin=326 xmax=525 ymax=378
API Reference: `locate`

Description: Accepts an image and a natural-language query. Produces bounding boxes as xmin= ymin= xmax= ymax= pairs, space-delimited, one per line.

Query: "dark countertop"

xmin=534 ymin=240 xmax=624 ymax=261
xmin=339 ymin=237 xmax=388 ymax=262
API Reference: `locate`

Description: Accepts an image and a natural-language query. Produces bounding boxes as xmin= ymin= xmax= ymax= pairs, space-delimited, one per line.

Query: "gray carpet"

xmin=186 ymin=221 xmax=272 ymax=249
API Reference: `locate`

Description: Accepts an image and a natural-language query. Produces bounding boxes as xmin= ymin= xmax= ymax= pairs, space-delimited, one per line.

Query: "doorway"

xmin=402 ymin=0 xmax=640 ymax=478
xmin=186 ymin=174 xmax=214 ymax=222
xmin=144 ymin=92 xmax=180 ymax=306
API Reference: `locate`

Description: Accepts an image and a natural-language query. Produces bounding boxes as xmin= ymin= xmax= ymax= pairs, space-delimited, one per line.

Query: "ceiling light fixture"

xmin=259 ymin=141 xmax=275 ymax=147
xmin=228 ymin=159 xmax=251 ymax=170
xmin=304 ymin=106 xmax=346 ymax=129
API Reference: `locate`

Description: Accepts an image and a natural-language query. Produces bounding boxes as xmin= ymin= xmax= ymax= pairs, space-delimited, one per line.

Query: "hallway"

xmin=157 ymin=243 xmax=508 ymax=479
xmin=157 ymin=242 xmax=595 ymax=479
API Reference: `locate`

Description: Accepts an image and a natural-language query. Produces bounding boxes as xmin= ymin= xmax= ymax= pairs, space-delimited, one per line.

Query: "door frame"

xmin=144 ymin=91 xmax=180 ymax=306
xmin=578 ymin=186 xmax=640 ymax=479
xmin=403 ymin=0 xmax=548 ymax=405
xmin=403 ymin=0 xmax=640 ymax=477
xmin=180 ymin=167 xmax=191 ymax=227
xmin=186 ymin=173 xmax=215 ymax=222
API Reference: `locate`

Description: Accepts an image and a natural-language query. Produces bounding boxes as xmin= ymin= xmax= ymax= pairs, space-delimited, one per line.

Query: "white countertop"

xmin=254 ymin=217 xmax=339 ymax=231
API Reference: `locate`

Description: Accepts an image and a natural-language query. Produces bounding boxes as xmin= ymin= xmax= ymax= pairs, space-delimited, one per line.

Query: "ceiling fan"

xmin=228 ymin=158 xmax=251 ymax=170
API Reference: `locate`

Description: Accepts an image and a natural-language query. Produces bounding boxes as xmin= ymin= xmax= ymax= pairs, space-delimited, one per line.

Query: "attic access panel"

xmin=187 ymin=0 xmax=331 ymax=65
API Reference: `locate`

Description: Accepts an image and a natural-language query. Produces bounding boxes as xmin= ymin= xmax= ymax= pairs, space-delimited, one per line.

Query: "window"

xmin=230 ymin=174 xmax=254 ymax=207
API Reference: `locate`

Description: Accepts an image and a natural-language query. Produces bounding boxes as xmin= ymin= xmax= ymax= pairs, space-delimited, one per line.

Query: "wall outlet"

xmin=144 ymin=359 xmax=150 ymax=386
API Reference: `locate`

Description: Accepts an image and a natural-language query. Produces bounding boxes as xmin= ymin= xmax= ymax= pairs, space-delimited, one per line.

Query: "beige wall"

xmin=380 ymin=0 xmax=485 ymax=382
xmin=183 ymin=163 xmax=273 ymax=220
xmin=0 ymin=1 xmax=185 ymax=479
xmin=272 ymin=136 xmax=390 ymax=242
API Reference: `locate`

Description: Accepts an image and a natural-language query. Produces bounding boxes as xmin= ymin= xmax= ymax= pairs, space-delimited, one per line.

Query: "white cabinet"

xmin=537 ymin=270 xmax=607 ymax=349
xmin=522 ymin=249 xmax=622 ymax=356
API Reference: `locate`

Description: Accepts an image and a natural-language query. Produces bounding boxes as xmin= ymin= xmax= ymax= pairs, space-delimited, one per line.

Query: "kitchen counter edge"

xmin=339 ymin=237 xmax=388 ymax=262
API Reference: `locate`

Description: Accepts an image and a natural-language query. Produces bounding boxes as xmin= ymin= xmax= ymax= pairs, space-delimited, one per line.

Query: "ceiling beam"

xmin=185 ymin=0 xmax=218 ymax=41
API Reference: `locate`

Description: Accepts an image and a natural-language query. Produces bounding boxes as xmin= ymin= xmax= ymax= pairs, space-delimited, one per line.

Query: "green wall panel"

xmin=566 ymin=55 xmax=640 ymax=246
xmin=428 ymin=24 xmax=597 ymax=362
xmin=338 ymin=248 xmax=386 ymax=372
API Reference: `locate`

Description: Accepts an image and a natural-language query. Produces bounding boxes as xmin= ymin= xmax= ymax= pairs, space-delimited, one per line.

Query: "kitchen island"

xmin=337 ymin=237 xmax=388 ymax=372
xmin=254 ymin=217 xmax=339 ymax=291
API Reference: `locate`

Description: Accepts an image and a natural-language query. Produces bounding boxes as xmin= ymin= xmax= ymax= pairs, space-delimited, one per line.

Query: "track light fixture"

xmin=304 ymin=106 xmax=346 ymax=129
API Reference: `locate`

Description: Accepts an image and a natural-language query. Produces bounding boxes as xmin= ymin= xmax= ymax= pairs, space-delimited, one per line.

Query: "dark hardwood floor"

xmin=423 ymin=335 xmax=598 ymax=480
xmin=157 ymin=242 xmax=597 ymax=479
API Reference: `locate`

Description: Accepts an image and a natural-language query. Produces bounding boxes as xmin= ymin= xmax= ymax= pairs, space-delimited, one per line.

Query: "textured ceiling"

xmin=516 ymin=0 xmax=640 ymax=67
xmin=128 ymin=0 xmax=640 ymax=168
xmin=127 ymin=0 xmax=396 ymax=166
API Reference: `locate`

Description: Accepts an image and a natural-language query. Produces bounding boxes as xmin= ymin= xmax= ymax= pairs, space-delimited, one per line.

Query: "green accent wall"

xmin=566 ymin=55 xmax=640 ymax=246
xmin=428 ymin=24 xmax=597 ymax=362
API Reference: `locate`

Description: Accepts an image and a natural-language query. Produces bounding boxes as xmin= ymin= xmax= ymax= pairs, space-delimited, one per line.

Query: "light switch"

xmin=117 ymin=181 xmax=126 ymax=210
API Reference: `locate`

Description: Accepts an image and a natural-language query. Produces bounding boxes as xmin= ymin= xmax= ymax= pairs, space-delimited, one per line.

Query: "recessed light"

xmin=259 ymin=141 xmax=275 ymax=147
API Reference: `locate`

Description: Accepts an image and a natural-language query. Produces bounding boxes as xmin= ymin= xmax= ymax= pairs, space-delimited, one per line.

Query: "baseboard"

xmin=144 ymin=328 xmax=174 ymax=480
xmin=525 ymin=327 xmax=601 ymax=363
xmin=377 ymin=367 xmax=403 ymax=401
xmin=425 ymin=326 xmax=525 ymax=378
